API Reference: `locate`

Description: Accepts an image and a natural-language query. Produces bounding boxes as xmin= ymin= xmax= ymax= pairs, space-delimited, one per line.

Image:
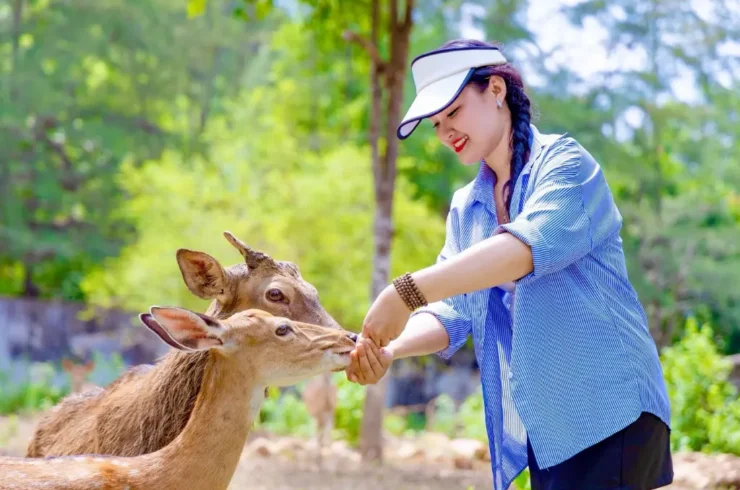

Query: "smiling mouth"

xmin=452 ymin=136 xmax=468 ymax=153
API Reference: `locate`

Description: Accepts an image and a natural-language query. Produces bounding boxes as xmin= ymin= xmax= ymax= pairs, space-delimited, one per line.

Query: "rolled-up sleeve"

xmin=410 ymin=207 xmax=473 ymax=360
xmin=495 ymin=137 xmax=622 ymax=283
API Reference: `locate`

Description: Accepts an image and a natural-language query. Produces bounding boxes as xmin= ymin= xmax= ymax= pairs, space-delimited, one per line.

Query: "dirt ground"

xmin=228 ymin=453 xmax=494 ymax=490
xmin=2 ymin=414 xmax=735 ymax=490
xmin=1 ymin=414 xmax=493 ymax=489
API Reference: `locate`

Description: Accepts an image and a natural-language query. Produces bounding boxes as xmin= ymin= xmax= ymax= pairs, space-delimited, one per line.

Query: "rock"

xmin=450 ymin=438 xmax=486 ymax=462
xmin=476 ymin=443 xmax=491 ymax=461
xmin=395 ymin=441 xmax=425 ymax=461
xmin=245 ymin=437 xmax=274 ymax=458
xmin=419 ymin=431 xmax=451 ymax=447
xmin=453 ymin=456 xmax=474 ymax=470
xmin=419 ymin=432 xmax=451 ymax=462
xmin=330 ymin=440 xmax=355 ymax=458
xmin=272 ymin=437 xmax=305 ymax=460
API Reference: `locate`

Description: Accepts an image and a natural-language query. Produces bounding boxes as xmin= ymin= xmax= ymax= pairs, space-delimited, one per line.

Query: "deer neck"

xmin=144 ymin=353 xmax=264 ymax=490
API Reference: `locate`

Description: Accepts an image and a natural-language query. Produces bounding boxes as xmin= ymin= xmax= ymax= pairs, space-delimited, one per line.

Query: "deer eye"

xmin=266 ymin=288 xmax=285 ymax=302
xmin=275 ymin=324 xmax=291 ymax=336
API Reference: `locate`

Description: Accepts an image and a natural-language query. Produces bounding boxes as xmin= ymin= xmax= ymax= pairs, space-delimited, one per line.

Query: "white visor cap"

xmin=397 ymin=47 xmax=507 ymax=140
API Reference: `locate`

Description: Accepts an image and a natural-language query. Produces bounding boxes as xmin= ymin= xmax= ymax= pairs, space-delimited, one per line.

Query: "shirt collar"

xmin=467 ymin=124 xmax=563 ymax=209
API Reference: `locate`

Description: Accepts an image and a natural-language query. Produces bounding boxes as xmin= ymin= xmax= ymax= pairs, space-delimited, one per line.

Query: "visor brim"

xmin=397 ymin=68 xmax=474 ymax=140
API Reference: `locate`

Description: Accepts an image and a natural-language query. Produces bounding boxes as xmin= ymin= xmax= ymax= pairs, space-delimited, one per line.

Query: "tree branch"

xmin=403 ymin=0 xmax=414 ymax=29
xmin=342 ymin=30 xmax=386 ymax=71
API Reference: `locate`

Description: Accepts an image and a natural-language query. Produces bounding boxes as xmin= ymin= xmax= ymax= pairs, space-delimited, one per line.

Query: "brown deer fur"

xmin=4 ymin=307 xmax=356 ymax=490
xmin=27 ymin=231 xmax=349 ymax=458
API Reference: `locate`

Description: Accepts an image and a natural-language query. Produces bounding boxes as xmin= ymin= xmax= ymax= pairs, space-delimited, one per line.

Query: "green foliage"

xmin=661 ymin=317 xmax=740 ymax=455
xmin=256 ymin=386 xmax=314 ymax=438
xmin=0 ymin=366 xmax=67 ymax=415
xmin=427 ymin=394 xmax=459 ymax=436
xmin=512 ymin=468 xmax=532 ymax=490
xmin=0 ymin=415 xmax=19 ymax=447
xmin=2 ymin=0 xmax=738 ymax=354
xmin=427 ymin=392 xmax=488 ymax=442
xmin=0 ymin=0 xmax=276 ymax=300
xmin=81 ymin=96 xmax=445 ymax=328
xmin=255 ymin=373 xmax=367 ymax=445
xmin=333 ymin=373 xmax=367 ymax=446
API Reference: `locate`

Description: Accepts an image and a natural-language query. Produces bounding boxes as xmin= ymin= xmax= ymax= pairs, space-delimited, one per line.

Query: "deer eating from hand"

xmin=27 ymin=231 xmax=354 ymax=458
xmin=3 ymin=306 xmax=356 ymax=490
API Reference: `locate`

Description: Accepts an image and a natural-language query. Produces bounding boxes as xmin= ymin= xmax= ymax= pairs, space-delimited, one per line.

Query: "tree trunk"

xmin=10 ymin=0 xmax=24 ymax=101
xmin=359 ymin=0 xmax=414 ymax=463
xmin=22 ymin=262 xmax=40 ymax=298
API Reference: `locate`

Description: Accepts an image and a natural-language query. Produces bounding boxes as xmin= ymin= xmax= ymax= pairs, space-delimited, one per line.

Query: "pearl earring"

xmin=496 ymin=99 xmax=502 ymax=109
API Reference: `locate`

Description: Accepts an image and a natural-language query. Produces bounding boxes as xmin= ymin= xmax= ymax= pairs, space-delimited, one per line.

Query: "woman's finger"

xmin=363 ymin=339 xmax=387 ymax=378
xmin=357 ymin=343 xmax=378 ymax=382
xmin=350 ymin=349 xmax=365 ymax=384
xmin=378 ymin=335 xmax=391 ymax=348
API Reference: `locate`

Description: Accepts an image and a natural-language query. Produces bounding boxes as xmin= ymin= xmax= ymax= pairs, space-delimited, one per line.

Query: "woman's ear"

xmin=488 ymin=76 xmax=507 ymax=104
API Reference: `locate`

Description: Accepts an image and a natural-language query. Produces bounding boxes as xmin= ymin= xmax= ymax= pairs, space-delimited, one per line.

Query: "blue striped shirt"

xmin=411 ymin=125 xmax=671 ymax=489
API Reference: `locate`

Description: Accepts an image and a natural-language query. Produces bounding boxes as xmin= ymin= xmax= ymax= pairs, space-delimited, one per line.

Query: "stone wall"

xmin=0 ymin=296 xmax=168 ymax=371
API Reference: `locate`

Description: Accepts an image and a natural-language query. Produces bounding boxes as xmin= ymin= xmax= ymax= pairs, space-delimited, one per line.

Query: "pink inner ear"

xmin=152 ymin=308 xmax=192 ymax=323
xmin=180 ymin=335 xmax=223 ymax=350
xmin=150 ymin=307 xmax=223 ymax=351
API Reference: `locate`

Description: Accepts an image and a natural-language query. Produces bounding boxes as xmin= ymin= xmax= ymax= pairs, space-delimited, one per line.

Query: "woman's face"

xmin=428 ymin=76 xmax=509 ymax=166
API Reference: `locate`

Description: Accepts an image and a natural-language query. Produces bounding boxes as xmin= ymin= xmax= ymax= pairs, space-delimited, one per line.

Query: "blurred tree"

xmin=224 ymin=0 xmax=418 ymax=461
xmin=559 ymin=0 xmax=740 ymax=348
xmin=0 ymin=0 xmax=273 ymax=299
xmin=80 ymin=89 xmax=445 ymax=340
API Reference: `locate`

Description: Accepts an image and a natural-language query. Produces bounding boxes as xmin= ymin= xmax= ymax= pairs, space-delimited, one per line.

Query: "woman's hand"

xmin=346 ymin=336 xmax=394 ymax=385
xmin=361 ymin=284 xmax=411 ymax=348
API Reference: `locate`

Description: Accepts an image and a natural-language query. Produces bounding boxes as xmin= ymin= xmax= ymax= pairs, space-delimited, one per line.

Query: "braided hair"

xmin=440 ymin=39 xmax=533 ymax=215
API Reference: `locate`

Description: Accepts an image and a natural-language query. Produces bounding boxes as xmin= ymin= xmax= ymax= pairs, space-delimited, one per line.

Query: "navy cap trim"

xmin=396 ymin=68 xmax=475 ymax=140
xmin=410 ymin=46 xmax=503 ymax=68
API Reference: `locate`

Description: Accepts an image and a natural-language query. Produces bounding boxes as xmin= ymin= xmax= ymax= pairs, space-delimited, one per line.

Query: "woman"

xmin=346 ymin=39 xmax=673 ymax=490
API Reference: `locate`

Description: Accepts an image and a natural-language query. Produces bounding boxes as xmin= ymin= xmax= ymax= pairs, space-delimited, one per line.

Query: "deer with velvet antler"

xmin=27 ymin=231 xmax=354 ymax=460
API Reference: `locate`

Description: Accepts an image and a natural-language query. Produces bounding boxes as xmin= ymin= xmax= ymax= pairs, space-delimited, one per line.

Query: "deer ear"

xmin=61 ymin=358 xmax=74 ymax=373
xmin=176 ymin=249 xmax=228 ymax=300
xmin=140 ymin=313 xmax=190 ymax=351
xmin=83 ymin=360 xmax=95 ymax=373
xmin=146 ymin=307 xmax=225 ymax=351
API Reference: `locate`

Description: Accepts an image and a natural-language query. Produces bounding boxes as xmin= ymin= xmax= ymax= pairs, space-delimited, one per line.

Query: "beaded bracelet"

xmin=392 ymin=272 xmax=428 ymax=311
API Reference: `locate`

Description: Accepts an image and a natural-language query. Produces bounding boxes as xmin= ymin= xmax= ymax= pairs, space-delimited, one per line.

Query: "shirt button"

xmin=508 ymin=371 xmax=514 ymax=380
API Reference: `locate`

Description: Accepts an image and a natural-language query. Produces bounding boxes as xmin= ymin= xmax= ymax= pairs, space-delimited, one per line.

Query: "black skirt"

xmin=527 ymin=412 xmax=674 ymax=490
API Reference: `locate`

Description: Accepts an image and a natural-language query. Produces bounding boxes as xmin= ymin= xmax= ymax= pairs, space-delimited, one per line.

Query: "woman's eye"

xmin=267 ymin=289 xmax=285 ymax=302
xmin=447 ymin=107 xmax=459 ymax=118
xmin=276 ymin=324 xmax=291 ymax=336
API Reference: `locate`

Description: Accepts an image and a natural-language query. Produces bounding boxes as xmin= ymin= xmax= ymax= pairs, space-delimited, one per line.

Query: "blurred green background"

xmin=1 ymin=0 xmax=739 ymax=487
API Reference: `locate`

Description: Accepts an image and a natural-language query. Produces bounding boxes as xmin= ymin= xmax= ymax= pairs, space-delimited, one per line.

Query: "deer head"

xmin=140 ymin=306 xmax=356 ymax=385
xmin=176 ymin=231 xmax=342 ymax=330
xmin=61 ymin=357 xmax=95 ymax=394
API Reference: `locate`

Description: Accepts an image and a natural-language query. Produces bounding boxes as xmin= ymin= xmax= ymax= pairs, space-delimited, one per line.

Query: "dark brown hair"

xmin=440 ymin=39 xmax=532 ymax=213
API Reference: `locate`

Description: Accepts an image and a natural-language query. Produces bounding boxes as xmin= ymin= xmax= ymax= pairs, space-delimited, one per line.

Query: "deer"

xmin=27 ymin=231 xmax=355 ymax=458
xmin=61 ymin=357 xmax=97 ymax=394
xmin=1 ymin=305 xmax=357 ymax=490
xmin=301 ymin=372 xmax=337 ymax=467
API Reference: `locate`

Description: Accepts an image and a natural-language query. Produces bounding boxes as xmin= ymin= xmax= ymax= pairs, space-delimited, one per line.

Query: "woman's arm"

xmin=412 ymin=231 xmax=533 ymax=305
xmin=388 ymin=312 xmax=450 ymax=359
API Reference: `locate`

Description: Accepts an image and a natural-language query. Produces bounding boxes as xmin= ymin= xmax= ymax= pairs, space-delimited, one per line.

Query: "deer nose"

xmin=347 ymin=332 xmax=358 ymax=343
